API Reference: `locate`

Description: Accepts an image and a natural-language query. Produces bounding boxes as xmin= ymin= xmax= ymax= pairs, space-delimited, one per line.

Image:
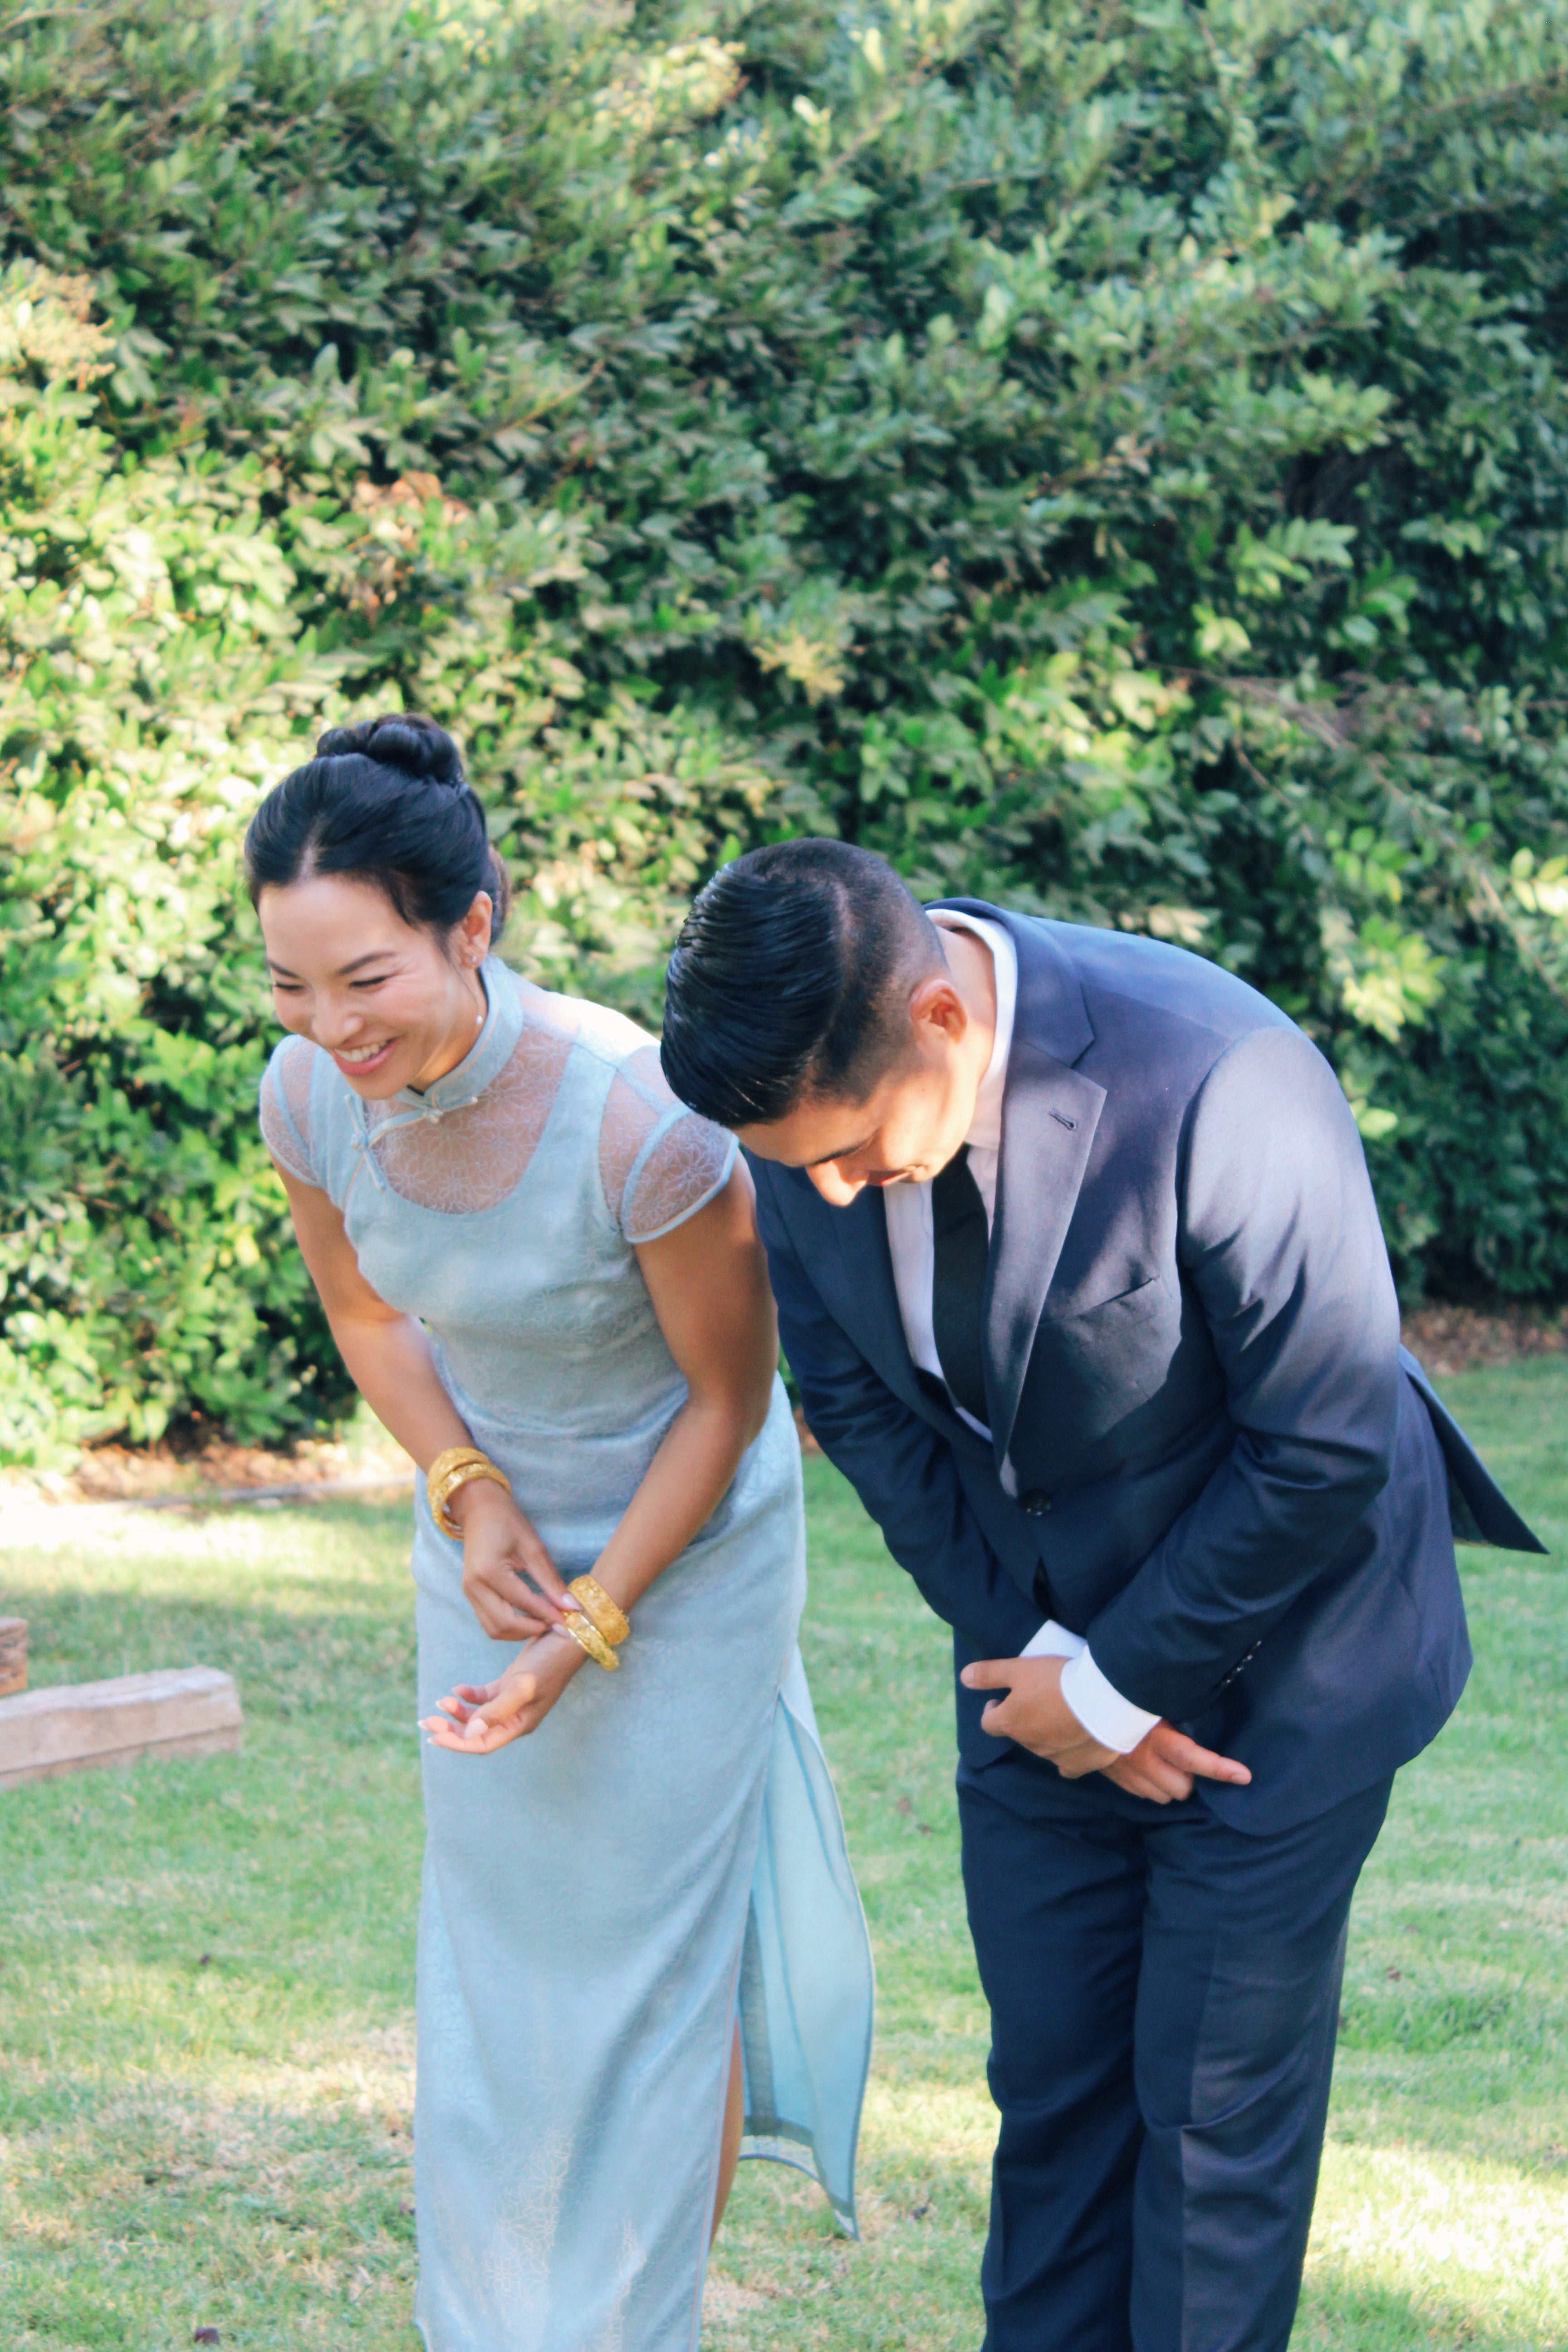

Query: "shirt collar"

xmin=930 ymin=910 xmax=1017 ymax=1156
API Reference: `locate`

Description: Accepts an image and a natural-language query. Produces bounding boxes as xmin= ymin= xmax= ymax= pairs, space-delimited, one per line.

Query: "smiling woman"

xmin=247 ymin=713 xmax=505 ymax=1097
xmin=240 ymin=720 xmax=873 ymax=2352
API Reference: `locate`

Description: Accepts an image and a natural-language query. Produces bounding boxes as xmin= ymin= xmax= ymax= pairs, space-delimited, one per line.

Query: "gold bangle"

xmin=431 ymin=1458 xmax=510 ymax=1538
xmin=426 ymin=1445 xmax=490 ymax=1527
xmin=568 ymin=1575 xmax=630 ymax=1648
xmin=429 ymin=1445 xmax=489 ymax=1486
xmin=560 ymin=1611 xmax=620 ymax=1672
xmin=429 ymin=1456 xmax=511 ymax=1539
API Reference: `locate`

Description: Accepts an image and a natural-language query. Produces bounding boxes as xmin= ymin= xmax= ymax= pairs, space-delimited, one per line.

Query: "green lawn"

xmin=1 ymin=1361 xmax=1565 ymax=2351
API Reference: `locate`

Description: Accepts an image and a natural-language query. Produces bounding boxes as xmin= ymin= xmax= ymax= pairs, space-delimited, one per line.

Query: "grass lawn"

xmin=1 ymin=1359 xmax=1565 ymax=2351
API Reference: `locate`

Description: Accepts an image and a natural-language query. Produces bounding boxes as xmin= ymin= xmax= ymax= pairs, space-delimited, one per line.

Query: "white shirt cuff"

xmin=1021 ymin=1619 xmax=1087 ymax=1662
xmin=1020 ymin=1622 xmax=1160 ymax=1754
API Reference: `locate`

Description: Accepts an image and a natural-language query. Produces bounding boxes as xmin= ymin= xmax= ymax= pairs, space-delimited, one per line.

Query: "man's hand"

xmin=960 ymin=1655 xmax=1118 ymax=1778
xmin=960 ymin=1655 xmax=1254 ymax=1802
xmin=1102 ymin=1720 xmax=1252 ymax=1804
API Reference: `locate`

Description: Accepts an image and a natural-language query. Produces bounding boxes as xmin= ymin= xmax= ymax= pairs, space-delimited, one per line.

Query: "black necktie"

xmin=931 ymin=1145 xmax=990 ymax=1426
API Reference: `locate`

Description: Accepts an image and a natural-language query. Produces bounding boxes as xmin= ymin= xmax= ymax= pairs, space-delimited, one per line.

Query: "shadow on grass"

xmin=1337 ymin=1974 xmax=1554 ymax=2057
xmin=2 ymin=1501 xmax=420 ymax=1739
xmin=0 ymin=1509 xmax=426 ymax=2068
xmin=1297 ymin=2274 xmax=1560 ymax=2351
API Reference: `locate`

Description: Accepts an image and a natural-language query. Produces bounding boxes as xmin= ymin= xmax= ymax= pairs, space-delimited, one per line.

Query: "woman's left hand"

xmin=421 ymin=1627 xmax=587 ymax=1753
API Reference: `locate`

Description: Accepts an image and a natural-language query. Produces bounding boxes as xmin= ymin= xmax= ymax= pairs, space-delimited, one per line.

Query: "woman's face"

xmin=259 ymin=872 xmax=492 ymax=1099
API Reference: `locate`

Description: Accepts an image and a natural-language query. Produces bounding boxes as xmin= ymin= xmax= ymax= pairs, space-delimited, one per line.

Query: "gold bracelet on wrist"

xmin=429 ymin=1445 xmax=489 ymax=1479
xmin=567 ymin=1574 xmax=631 ymax=1649
xmin=428 ymin=1452 xmax=511 ymax=1539
xmin=426 ymin=1444 xmax=489 ymax=1518
xmin=431 ymin=1459 xmax=510 ymax=1539
xmin=559 ymin=1611 xmax=620 ymax=1672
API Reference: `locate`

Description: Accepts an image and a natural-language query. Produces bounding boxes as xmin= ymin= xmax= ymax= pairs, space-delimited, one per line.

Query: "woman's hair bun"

xmin=315 ymin=713 xmax=464 ymax=788
xmin=247 ymin=710 xmax=511 ymax=948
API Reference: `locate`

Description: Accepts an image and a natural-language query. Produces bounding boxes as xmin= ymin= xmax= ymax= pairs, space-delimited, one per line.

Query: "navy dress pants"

xmin=956 ymin=1750 xmax=1393 ymax=2352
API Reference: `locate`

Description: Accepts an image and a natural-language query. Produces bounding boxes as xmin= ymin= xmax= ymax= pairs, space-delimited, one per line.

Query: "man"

xmin=659 ymin=839 xmax=1539 ymax=2352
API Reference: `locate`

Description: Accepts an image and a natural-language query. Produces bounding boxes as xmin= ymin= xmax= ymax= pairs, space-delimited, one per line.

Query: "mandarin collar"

xmin=391 ymin=956 xmax=521 ymax=1117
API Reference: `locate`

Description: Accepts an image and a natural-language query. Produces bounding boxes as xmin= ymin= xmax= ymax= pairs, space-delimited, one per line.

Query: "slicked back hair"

xmin=660 ymin=840 xmax=944 ymax=1128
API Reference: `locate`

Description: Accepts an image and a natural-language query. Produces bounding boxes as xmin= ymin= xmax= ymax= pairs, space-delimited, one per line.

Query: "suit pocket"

xmin=1027 ymin=1273 xmax=1176 ymax=1446
xmin=1045 ymin=1267 xmax=1162 ymax=1325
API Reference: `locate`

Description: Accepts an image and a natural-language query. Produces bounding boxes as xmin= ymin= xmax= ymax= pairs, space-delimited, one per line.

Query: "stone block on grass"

xmin=0 ymin=1665 xmax=243 ymax=1789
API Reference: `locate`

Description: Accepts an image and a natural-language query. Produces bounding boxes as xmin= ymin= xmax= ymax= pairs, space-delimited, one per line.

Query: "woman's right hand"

xmin=446 ymin=1476 xmax=573 ymax=1641
xmin=1102 ymin=1720 xmax=1253 ymax=1805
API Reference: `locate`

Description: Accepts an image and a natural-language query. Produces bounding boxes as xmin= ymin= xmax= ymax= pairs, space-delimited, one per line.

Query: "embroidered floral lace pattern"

xmin=258 ymin=997 xmax=734 ymax=1239
xmin=599 ymin=1044 xmax=736 ymax=1243
xmin=257 ymin=1029 xmax=318 ymax=1185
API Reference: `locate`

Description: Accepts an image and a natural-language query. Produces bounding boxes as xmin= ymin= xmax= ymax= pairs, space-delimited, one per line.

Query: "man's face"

xmin=737 ymin=972 xmax=985 ymax=1205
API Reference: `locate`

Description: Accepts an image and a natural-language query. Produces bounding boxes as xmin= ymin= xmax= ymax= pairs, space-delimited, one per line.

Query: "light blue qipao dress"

xmin=259 ymin=959 xmax=872 ymax=2352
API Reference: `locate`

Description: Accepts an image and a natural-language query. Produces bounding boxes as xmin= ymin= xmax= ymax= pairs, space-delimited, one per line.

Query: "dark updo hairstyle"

xmin=244 ymin=714 xmax=510 ymax=952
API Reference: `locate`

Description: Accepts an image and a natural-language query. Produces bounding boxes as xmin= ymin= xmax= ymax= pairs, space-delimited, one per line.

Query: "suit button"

xmin=1022 ymin=1490 xmax=1051 ymax=1518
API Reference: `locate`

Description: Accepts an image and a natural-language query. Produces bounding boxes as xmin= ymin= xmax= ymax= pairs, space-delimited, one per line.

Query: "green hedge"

xmin=3 ymin=0 xmax=1568 ymax=1461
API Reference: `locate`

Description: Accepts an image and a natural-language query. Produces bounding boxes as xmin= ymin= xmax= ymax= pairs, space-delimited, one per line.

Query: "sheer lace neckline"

xmin=260 ymin=968 xmax=738 ymax=1236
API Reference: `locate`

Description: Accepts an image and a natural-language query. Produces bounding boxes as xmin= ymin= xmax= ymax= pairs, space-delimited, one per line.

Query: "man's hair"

xmin=660 ymin=839 xmax=944 ymax=1127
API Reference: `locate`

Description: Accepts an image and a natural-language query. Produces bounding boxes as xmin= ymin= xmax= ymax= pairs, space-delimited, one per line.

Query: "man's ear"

xmin=908 ymin=972 xmax=967 ymax=1043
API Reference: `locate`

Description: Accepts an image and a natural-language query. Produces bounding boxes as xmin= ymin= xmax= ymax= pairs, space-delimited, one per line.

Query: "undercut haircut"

xmin=660 ymin=840 xmax=945 ymax=1128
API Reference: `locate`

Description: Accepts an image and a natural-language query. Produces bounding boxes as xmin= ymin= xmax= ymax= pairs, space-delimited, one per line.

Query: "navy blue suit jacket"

xmin=750 ymin=906 xmax=1543 ymax=1833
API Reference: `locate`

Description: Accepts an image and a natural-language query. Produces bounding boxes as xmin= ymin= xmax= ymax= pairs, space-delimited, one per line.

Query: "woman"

xmin=247 ymin=715 xmax=872 ymax=2352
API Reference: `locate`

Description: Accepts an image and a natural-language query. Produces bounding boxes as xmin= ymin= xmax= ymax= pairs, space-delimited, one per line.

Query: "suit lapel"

xmin=931 ymin=903 xmax=1106 ymax=1473
xmin=986 ymin=1042 xmax=1105 ymax=1469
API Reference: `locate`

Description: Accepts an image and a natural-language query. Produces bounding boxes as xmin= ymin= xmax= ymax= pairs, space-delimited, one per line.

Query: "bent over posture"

xmin=247 ymin=725 xmax=871 ymax=2352
xmin=660 ymin=838 xmax=1538 ymax=2352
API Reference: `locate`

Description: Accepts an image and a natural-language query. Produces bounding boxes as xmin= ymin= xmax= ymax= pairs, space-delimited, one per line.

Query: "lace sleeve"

xmin=259 ymin=1034 xmax=322 ymax=1187
xmin=599 ymin=1045 xmax=739 ymax=1244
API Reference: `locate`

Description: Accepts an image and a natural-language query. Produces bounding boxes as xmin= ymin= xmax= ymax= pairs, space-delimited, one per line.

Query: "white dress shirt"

xmin=883 ymin=912 xmax=1159 ymax=1758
